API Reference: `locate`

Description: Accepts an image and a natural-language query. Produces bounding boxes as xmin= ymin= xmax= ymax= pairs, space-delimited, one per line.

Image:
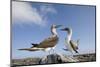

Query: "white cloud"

xmin=40 ymin=4 xmax=57 ymax=17
xmin=12 ymin=1 xmax=57 ymax=26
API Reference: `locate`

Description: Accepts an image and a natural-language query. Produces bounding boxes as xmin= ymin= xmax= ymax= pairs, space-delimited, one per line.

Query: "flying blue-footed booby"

xmin=61 ymin=27 xmax=79 ymax=54
xmin=19 ymin=24 xmax=62 ymax=54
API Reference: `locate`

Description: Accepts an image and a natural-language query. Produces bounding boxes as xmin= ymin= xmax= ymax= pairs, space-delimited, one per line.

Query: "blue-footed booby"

xmin=61 ymin=27 xmax=79 ymax=54
xmin=19 ymin=24 xmax=62 ymax=54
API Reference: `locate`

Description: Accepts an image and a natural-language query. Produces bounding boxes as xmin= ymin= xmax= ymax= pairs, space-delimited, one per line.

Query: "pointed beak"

xmin=55 ymin=25 xmax=62 ymax=28
xmin=60 ymin=28 xmax=69 ymax=31
xmin=60 ymin=28 xmax=67 ymax=31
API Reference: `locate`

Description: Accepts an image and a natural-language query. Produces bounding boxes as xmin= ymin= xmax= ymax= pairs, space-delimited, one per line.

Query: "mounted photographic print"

xmin=11 ymin=0 xmax=96 ymax=67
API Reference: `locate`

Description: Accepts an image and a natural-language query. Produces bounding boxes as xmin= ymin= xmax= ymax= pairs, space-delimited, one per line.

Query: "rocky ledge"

xmin=11 ymin=53 xmax=96 ymax=67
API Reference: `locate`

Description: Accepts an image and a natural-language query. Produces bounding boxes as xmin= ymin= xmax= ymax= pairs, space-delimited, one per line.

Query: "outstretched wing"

xmin=37 ymin=36 xmax=59 ymax=48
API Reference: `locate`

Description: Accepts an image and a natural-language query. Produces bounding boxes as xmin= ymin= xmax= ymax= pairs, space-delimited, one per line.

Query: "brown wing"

xmin=70 ymin=40 xmax=78 ymax=50
xmin=37 ymin=36 xmax=59 ymax=48
xmin=70 ymin=40 xmax=79 ymax=53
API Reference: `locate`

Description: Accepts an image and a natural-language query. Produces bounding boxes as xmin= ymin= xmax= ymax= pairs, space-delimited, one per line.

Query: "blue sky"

xmin=12 ymin=1 xmax=96 ymax=59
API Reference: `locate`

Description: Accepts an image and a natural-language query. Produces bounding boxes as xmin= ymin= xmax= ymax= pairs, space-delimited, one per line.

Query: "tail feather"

xmin=31 ymin=43 xmax=39 ymax=48
xmin=75 ymin=50 xmax=79 ymax=53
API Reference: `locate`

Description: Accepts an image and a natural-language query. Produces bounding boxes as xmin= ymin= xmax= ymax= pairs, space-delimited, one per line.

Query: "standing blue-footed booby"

xmin=19 ymin=24 xmax=62 ymax=54
xmin=61 ymin=27 xmax=79 ymax=54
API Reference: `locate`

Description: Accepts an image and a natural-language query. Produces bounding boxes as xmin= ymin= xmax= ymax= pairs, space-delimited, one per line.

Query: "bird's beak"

xmin=60 ymin=28 xmax=67 ymax=31
xmin=55 ymin=25 xmax=62 ymax=28
xmin=60 ymin=27 xmax=69 ymax=31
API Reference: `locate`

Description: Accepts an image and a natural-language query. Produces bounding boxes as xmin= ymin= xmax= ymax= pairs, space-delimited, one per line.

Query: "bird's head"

xmin=60 ymin=27 xmax=72 ymax=34
xmin=51 ymin=24 xmax=62 ymax=35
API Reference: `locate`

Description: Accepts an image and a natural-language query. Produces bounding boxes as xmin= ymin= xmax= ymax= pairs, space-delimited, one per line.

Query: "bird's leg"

xmin=47 ymin=48 xmax=52 ymax=55
xmin=52 ymin=48 xmax=54 ymax=54
xmin=53 ymin=49 xmax=56 ymax=54
xmin=43 ymin=49 xmax=47 ymax=57
xmin=48 ymin=49 xmax=51 ymax=55
xmin=51 ymin=47 xmax=56 ymax=54
xmin=48 ymin=48 xmax=56 ymax=55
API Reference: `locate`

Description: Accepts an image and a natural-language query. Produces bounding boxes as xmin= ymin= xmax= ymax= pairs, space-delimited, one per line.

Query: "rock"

xmin=39 ymin=54 xmax=78 ymax=64
xmin=74 ymin=53 xmax=96 ymax=62
xmin=12 ymin=53 xmax=96 ymax=66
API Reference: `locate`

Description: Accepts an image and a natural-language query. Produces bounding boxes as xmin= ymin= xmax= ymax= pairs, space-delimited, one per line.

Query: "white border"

xmin=0 ymin=0 xmax=99 ymax=67
xmin=0 ymin=0 xmax=10 ymax=67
